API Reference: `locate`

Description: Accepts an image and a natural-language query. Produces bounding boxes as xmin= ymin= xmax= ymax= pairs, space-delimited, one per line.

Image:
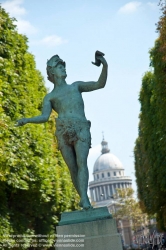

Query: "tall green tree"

xmin=0 ymin=6 xmax=79 ymax=249
xmin=134 ymin=1 xmax=166 ymax=231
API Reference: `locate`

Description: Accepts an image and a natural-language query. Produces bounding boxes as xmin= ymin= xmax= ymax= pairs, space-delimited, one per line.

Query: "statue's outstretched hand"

xmin=15 ymin=118 xmax=28 ymax=127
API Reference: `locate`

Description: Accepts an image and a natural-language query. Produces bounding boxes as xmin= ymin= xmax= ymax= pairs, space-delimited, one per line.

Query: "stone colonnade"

xmin=90 ymin=182 xmax=132 ymax=202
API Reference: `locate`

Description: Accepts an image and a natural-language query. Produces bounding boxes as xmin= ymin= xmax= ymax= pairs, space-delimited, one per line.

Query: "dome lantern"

xmin=93 ymin=137 xmax=124 ymax=174
xmin=101 ymin=138 xmax=110 ymax=154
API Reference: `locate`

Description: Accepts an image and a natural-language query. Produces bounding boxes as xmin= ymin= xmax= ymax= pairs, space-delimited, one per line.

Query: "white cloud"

xmin=1 ymin=0 xmax=26 ymax=17
xmin=118 ymin=1 xmax=142 ymax=14
xmin=1 ymin=0 xmax=37 ymax=35
xmin=41 ymin=35 xmax=68 ymax=47
xmin=14 ymin=19 xmax=37 ymax=35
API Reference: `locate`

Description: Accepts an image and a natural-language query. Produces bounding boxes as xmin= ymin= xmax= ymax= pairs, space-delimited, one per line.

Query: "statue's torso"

xmin=49 ymin=82 xmax=87 ymax=120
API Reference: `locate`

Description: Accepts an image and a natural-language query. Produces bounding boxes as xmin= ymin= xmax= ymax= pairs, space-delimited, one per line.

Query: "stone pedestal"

xmin=55 ymin=207 xmax=123 ymax=250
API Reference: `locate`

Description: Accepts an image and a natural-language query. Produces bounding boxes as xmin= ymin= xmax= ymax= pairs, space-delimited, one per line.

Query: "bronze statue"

xmin=16 ymin=51 xmax=108 ymax=209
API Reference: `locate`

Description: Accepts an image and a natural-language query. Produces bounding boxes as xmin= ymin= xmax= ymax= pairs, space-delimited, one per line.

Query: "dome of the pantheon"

xmin=93 ymin=139 xmax=124 ymax=173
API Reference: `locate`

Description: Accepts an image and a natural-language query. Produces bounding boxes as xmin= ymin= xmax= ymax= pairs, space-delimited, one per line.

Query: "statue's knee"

xmin=77 ymin=159 xmax=88 ymax=169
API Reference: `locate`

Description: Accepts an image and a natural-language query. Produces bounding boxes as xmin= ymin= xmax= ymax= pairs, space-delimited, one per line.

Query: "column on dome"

xmin=110 ymin=185 xmax=112 ymax=196
xmin=112 ymin=184 xmax=115 ymax=195
xmin=103 ymin=185 xmax=107 ymax=199
xmin=106 ymin=185 xmax=109 ymax=197
xmin=102 ymin=185 xmax=104 ymax=196
xmin=109 ymin=184 xmax=112 ymax=196
xmin=94 ymin=187 xmax=96 ymax=201
xmin=107 ymin=184 xmax=111 ymax=197
xmin=95 ymin=187 xmax=98 ymax=201
xmin=112 ymin=184 xmax=114 ymax=194
xmin=93 ymin=188 xmax=96 ymax=201
xmin=99 ymin=186 xmax=102 ymax=200
xmin=90 ymin=188 xmax=94 ymax=202
xmin=113 ymin=183 xmax=115 ymax=194
xmin=96 ymin=186 xmax=100 ymax=201
xmin=113 ymin=183 xmax=116 ymax=194
xmin=113 ymin=183 xmax=116 ymax=192
xmin=91 ymin=188 xmax=95 ymax=201
xmin=94 ymin=187 xmax=97 ymax=201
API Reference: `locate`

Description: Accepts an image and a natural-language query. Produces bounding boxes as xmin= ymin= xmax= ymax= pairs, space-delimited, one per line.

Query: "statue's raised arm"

xmin=77 ymin=51 xmax=108 ymax=93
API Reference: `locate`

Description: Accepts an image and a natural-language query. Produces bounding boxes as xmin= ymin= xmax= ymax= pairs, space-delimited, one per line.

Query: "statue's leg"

xmin=59 ymin=143 xmax=80 ymax=197
xmin=74 ymin=140 xmax=92 ymax=209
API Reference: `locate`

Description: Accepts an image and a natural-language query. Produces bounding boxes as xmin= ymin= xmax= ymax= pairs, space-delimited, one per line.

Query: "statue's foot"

xmin=79 ymin=198 xmax=93 ymax=210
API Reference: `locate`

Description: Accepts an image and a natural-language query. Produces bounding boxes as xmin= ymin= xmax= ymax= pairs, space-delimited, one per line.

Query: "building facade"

xmin=89 ymin=138 xmax=132 ymax=208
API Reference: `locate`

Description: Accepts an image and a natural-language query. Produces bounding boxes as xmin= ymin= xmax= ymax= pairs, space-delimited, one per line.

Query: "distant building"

xmin=89 ymin=137 xmax=132 ymax=208
xmin=89 ymin=137 xmax=133 ymax=247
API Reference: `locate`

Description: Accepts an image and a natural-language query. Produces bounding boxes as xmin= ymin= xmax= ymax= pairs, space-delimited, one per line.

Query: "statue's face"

xmin=53 ymin=63 xmax=67 ymax=79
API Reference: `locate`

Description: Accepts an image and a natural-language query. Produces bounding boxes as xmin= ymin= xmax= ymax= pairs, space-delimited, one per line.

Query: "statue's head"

xmin=46 ymin=55 xmax=66 ymax=83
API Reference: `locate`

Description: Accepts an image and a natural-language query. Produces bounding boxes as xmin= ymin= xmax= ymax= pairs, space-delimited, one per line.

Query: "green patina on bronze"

xmin=16 ymin=51 xmax=108 ymax=210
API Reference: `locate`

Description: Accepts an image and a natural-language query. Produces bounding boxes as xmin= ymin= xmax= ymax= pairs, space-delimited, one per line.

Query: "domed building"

xmin=89 ymin=137 xmax=132 ymax=208
xmin=89 ymin=138 xmax=133 ymax=247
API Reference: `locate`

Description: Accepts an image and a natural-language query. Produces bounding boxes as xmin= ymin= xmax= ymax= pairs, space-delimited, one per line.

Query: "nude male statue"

xmin=16 ymin=52 xmax=108 ymax=209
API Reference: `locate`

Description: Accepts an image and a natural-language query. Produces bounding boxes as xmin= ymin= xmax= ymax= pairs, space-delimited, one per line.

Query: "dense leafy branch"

xmin=0 ymin=6 xmax=79 ymax=249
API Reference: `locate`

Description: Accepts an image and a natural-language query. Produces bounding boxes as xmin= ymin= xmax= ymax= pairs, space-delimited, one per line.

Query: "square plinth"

xmin=55 ymin=207 xmax=123 ymax=250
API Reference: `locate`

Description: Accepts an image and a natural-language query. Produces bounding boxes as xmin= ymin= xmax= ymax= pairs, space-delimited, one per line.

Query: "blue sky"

xmin=1 ymin=0 xmax=160 ymax=195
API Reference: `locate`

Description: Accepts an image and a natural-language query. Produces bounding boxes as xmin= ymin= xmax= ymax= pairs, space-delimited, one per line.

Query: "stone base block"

xmin=55 ymin=207 xmax=123 ymax=250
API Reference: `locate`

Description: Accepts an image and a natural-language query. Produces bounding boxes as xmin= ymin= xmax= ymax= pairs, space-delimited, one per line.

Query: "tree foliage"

xmin=134 ymin=3 xmax=166 ymax=231
xmin=114 ymin=188 xmax=148 ymax=231
xmin=0 ymin=6 xmax=79 ymax=249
